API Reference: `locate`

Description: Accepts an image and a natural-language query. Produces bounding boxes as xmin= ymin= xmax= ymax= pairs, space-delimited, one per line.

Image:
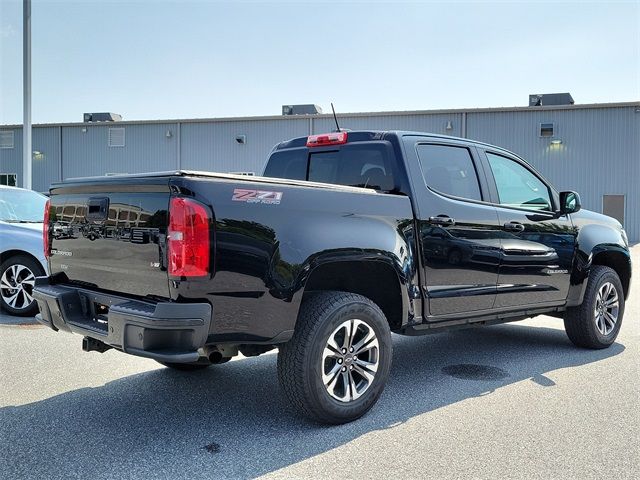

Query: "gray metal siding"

xmin=2 ymin=103 xmax=638 ymax=240
xmin=32 ymin=127 xmax=61 ymax=192
xmin=466 ymin=105 xmax=639 ymax=241
xmin=0 ymin=128 xmax=22 ymax=186
xmin=61 ymin=123 xmax=178 ymax=179
xmin=313 ymin=113 xmax=464 ymax=138
xmin=180 ymin=118 xmax=309 ymax=173
xmin=0 ymin=126 xmax=61 ymax=192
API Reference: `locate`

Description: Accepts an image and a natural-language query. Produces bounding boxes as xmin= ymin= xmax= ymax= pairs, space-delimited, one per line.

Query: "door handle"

xmin=504 ymin=221 xmax=525 ymax=232
xmin=429 ymin=215 xmax=455 ymax=226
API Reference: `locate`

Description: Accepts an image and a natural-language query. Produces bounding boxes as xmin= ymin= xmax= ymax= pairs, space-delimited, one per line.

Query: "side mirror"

xmin=560 ymin=191 xmax=581 ymax=214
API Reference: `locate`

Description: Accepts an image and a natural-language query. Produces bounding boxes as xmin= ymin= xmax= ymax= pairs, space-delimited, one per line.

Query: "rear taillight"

xmin=43 ymin=200 xmax=50 ymax=259
xmin=306 ymin=131 xmax=348 ymax=147
xmin=168 ymin=197 xmax=210 ymax=278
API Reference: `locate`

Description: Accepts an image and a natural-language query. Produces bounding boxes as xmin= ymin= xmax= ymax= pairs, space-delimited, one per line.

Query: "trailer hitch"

xmin=82 ymin=336 xmax=112 ymax=353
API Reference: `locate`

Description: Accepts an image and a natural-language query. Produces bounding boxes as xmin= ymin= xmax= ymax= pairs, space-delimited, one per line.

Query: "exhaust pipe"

xmin=208 ymin=350 xmax=225 ymax=364
xmin=203 ymin=345 xmax=237 ymax=364
xmin=204 ymin=346 xmax=229 ymax=364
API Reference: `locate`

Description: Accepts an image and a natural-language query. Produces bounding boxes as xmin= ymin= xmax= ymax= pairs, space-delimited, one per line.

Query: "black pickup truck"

xmin=34 ymin=130 xmax=631 ymax=424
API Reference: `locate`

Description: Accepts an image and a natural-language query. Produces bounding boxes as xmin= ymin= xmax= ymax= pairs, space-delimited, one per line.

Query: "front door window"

xmin=486 ymin=152 xmax=552 ymax=211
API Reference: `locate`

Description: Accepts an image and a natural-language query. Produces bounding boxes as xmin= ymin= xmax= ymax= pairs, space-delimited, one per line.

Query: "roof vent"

xmin=84 ymin=112 xmax=123 ymax=123
xmin=282 ymin=104 xmax=323 ymax=115
xmin=528 ymin=93 xmax=574 ymax=107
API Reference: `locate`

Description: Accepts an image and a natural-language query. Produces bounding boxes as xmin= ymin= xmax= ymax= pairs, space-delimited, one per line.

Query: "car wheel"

xmin=0 ymin=255 xmax=44 ymax=317
xmin=278 ymin=291 xmax=392 ymax=424
xmin=564 ymin=265 xmax=625 ymax=349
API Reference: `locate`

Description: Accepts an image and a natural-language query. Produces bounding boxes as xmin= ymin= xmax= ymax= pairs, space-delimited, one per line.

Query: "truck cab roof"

xmin=273 ymin=130 xmax=522 ymax=162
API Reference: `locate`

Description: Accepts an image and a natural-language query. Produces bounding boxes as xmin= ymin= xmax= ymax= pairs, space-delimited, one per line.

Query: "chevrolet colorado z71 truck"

xmin=34 ymin=130 xmax=631 ymax=424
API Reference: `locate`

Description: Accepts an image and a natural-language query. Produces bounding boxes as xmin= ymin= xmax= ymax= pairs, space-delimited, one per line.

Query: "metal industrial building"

xmin=1 ymin=101 xmax=638 ymax=240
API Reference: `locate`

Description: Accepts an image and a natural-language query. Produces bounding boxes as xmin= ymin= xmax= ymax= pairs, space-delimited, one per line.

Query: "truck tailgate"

xmin=47 ymin=179 xmax=171 ymax=299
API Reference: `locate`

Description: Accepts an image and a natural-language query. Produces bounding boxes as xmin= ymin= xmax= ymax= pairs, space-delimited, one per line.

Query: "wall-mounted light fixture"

xmin=235 ymin=135 xmax=247 ymax=145
xmin=550 ymin=139 xmax=563 ymax=146
xmin=165 ymin=130 xmax=173 ymax=138
xmin=32 ymin=150 xmax=44 ymax=160
xmin=81 ymin=127 xmax=87 ymax=133
xmin=445 ymin=121 xmax=453 ymax=131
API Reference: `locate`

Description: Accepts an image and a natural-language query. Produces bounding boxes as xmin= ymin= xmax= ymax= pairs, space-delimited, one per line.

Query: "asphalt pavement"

xmin=1 ymin=246 xmax=638 ymax=479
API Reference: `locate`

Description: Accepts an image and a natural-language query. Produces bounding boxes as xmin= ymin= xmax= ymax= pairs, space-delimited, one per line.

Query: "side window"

xmin=485 ymin=152 xmax=552 ymax=211
xmin=415 ymin=144 xmax=482 ymax=201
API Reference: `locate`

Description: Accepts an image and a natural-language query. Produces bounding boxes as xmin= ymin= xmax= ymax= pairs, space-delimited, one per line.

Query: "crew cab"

xmin=34 ymin=130 xmax=632 ymax=424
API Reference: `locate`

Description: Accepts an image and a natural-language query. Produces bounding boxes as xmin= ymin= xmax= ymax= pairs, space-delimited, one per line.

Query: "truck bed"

xmin=44 ymin=170 xmax=414 ymax=344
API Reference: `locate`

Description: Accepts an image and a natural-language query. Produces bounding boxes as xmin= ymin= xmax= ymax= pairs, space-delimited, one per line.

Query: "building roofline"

xmin=1 ymin=101 xmax=638 ymax=129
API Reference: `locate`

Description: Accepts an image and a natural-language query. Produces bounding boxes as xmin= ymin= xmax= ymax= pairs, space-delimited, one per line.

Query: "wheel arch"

xmin=591 ymin=249 xmax=631 ymax=300
xmin=0 ymin=249 xmax=47 ymax=274
xmin=301 ymin=259 xmax=410 ymax=331
xmin=567 ymin=241 xmax=632 ymax=306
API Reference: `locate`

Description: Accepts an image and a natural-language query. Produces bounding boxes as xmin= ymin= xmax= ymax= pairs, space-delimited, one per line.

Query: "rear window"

xmin=263 ymin=149 xmax=307 ymax=181
xmin=264 ymin=142 xmax=395 ymax=192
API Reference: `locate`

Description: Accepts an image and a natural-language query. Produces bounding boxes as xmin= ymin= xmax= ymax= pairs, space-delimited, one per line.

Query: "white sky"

xmin=1 ymin=0 xmax=639 ymax=124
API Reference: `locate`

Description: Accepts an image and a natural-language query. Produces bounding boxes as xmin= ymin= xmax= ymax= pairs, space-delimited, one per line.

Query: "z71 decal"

xmin=232 ymin=188 xmax=283 ymax=205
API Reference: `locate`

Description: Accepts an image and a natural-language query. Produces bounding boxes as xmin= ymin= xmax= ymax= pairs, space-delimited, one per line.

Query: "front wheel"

xmin=277 ymin=291 xmax=392 ymax=424
xmin=564 ymin=265 xmax=625 ymax=349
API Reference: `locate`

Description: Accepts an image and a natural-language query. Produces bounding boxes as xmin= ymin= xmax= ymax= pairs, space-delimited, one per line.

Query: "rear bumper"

xmin=33 ymin=277 xmax=212 ymax=363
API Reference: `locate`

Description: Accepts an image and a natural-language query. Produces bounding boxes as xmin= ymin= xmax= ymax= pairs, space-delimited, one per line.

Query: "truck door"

xmin=402 ymin=137 xmax=502 ymax=318
xmin=479 ymin=149 xmax=576 ymax=308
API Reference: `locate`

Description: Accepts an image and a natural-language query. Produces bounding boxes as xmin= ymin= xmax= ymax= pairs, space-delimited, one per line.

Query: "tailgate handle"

xmin=86 ymin=197 xmax=110 ymax=222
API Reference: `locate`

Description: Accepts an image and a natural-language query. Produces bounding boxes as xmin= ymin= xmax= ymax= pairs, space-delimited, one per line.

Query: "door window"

xmin=416 ymin=144 xmax=482 ymax=201
xmin=486 ymin=152 xmax=552 ymax=211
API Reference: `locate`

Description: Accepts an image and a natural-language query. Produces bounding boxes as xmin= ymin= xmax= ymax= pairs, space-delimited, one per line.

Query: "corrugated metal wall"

xmin=181 ymin=118 xmax=309 ymax=172
xmin=313 ymin=113 xmax=464 ymax=137
xmin=0 ymin=127 xmax=61 ymax=192
xmin=466 ymin=105 xmax=639 ymax=241
xmin=61 ymin=122 xmax=178 ymax=178
xmin=0 ymin=128 xmax=22 ymax=186
xmin=1 ymin=104 xmax=638 ymax=239
xmin=32 ymin=127 xmax=61 ymax=192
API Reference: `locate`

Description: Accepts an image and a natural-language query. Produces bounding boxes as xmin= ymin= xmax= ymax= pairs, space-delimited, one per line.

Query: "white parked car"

xmin=0 ymin=185 xmax=49 ymax=316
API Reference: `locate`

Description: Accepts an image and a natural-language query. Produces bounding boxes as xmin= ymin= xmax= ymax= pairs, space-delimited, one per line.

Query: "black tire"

xmin=0 ymin=254 xmax=44 ymax=317
xmin=277 ymin=291 xmax=392 ymax=424
xmin=564 ymin=265 xmax=625 ymax=349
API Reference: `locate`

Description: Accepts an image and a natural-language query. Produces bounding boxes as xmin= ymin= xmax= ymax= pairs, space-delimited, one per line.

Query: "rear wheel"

xmin=564 ymin=265 xmax=625 ymax=349
xmin=277 ymin=291 xmax=392 ymax=424
xmin=0 ymin=255 xmax=44 ymax=316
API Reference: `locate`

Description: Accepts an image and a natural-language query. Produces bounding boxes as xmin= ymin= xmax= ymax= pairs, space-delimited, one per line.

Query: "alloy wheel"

xmin=594 ymin=281 xmax=619 ymax=336
xmin=322 ymin=319 xmax=380 ymax=402
xmin=0 ymin=263 xmax=36 ymax=311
